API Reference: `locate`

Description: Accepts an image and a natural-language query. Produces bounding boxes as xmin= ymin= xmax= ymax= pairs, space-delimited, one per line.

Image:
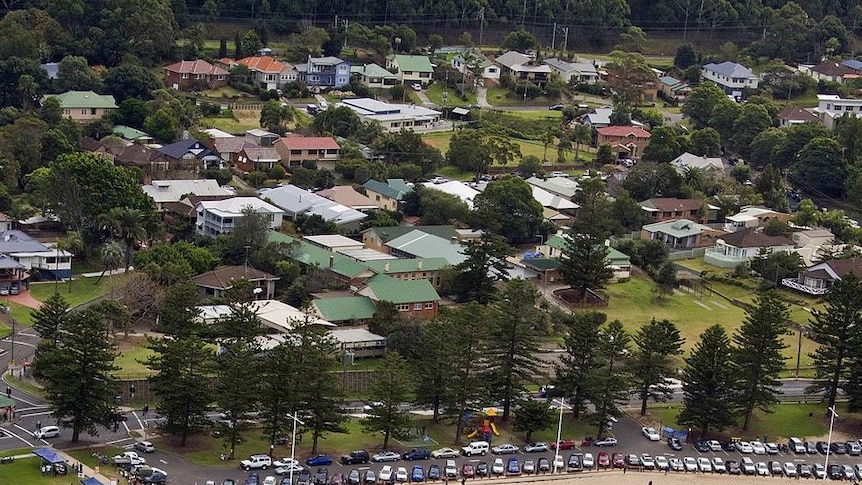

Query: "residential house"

xmin=801 ymin=61 xmax=858 ymax=84
xmin=792 ymin=228 xmax=834 ymax=248
xmin=782 ymin=258 xmax=862 ymax=295
xmin=451 ymin=49 xmax=500 ymax=87
xmin=596 ymin=126 xmax=652 ymax=159
xmin=195 ymin=197 xmax=284 ymax=237
xmin=245 ymin=129 xmax=281 ymax=147
xmin=164 ymin=59 xmax=228 ymax=91
xmin=532 ymin=185 xmax=578 ymax=216
xmin=45 ymin=91 xmax=117 ymax=122
xmin=640 ymin=198 xmax=717 ymax=224
xmin=0 ymin=254 xmax=26 ymax=294
xmin=362 ymin=179 xmax=414 ymax=211
xmin=235 ymin=144 xmax=281 ymax=172
xmin=420 ymin=180 xmax=479 ymax=209
xmin=0 ymin=213 xmax=14 ymax=232
xmin=701 ymin=61 xmax=759 ymax=99
xmin=544 ymin=57 xmax=599 ymax=84
xmin=274 ymin=136 xmax=340 ymax=170
xmin=385 ymin=229 xmax=467 ymax=265
xmin=669 ymin=152 xmax=725 ymax=176
xmin=641 ymin=219 xmax=725 ymax=249
xmin=261 ymin=184 xmax=367 ymax=229
xmin=364 ymin=257 xmax=450 ymax=288
xmin=313 ymin=297 xmax=378 ymax=326
xmin=842 ymin=59 xmax=862 ymax=71
xmin=193 ymin=265 xmax=279 ymax=300
xmin=142 ymin=179 xmax=233 ymax=210
xmin=385 ymin=54 xmax=435 ymax=86
xmin=357 ymin=274 xmax=440 ymax=319
xmin=338 ymin=98 xmax=443 ymax=132
xmin=525 ymin=176 xmax=579 ymax=200
xmin=814 ymin=94 xmax=862 ymax=130
xmin=303 ymin=234 xmax=365 ymax=252
xmin=778 ymin=105 xmax=819 ymax=128
xmin=251 ymin=299 xmax=334 ymax=332
xmin=101 ymin=143 xmax=169 ymax=173
xmin=724 ymin=206 xmax=790 ymax=232
xmin=236 ymin=56 xmax=298 ymax=91
xmin=704 ymin=228 xmax=796 ymax=268
xmin=40 ymin=62 xmax=59 ymax=80
xmin=0 ymin=230 xmax=72 ymax=283
xmin=298 ymin=56 xmax=351 ymax=89
xmin=159 ymin=139 xmax=223 ymax=170
xmin=268 ymin=231 xmax=372 ymax=286
xmin=329 ymin=328 xmax=386 ymax=357
xmin=112 ymin=125 xmax=154 ymax=145
xmin=658 ymin=76 xmax=691 ymax=101
xmin=362 ymin=225 xmax=458 ymax=253
xmin=538 ymin=234 xmax=632 ymax=283
xmin=317 ymin=186 xmax=377 ymax=211
xmin=206 ymin=136 xmax=253 ymax=166
xmin=351 ymin=63 xmax=398 ymax=89
xmin=494 ymin=51 xmax=551 ymax=86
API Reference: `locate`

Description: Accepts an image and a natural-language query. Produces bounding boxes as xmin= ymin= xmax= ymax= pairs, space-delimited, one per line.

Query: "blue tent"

xmin=81 ymin=478 xmax=106 ymax=485
xmin=32 ymin=447 xmax=66 ymax=464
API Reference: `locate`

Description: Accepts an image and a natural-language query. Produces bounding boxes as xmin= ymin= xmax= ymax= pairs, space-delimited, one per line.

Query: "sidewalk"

xmin=53 ymin=448 xmax=116 ymax=485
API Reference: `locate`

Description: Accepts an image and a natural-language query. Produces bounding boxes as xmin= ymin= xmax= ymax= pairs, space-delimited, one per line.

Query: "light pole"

xmin=551 ymin=397 xmax=571 ymax=474
xmin=825 ymin=406 xmax=838 ymax=477
xmin=287 ymin=412 xmax=305 ymax=485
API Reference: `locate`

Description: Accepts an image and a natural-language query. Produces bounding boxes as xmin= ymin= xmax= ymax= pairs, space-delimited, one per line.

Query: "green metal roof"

xmin=386 ymin=230 xmax=466 ymax=265
xmin=607 ymin=247 xmax=631 ymax=264
xmin=113 ymin=125 xmax=150 ymax=140
xmin=365 ymin=257 xmax=450 ymax=273
xmin=362 ymin=179 xmax=413 ymax=201
xmin=266 ymin=231 xmax=369 ymax=278
xmin=547 ymin=234 xmax=567 ymax=250
xmin=313 ymin=296 xmax=377 ymax=322
xmin=47 ymin=91 xmax=117 ymax=109
xmin=365 ymin=225 xmax=458 ymax=244
xmin=387 ymin=54 xmax=434 ymax=73
xmin=362 ymin=274 xmax=440 ymax=304
xmin=522 ymin=258 xmax=561 ymax=270
xmin=0 ymin=395 xmax=13 ymax=407
xmin=352 ymin=63 xmax=398 ymax=79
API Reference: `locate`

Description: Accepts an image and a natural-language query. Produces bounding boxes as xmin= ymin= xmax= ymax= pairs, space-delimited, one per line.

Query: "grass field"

xmin=201 ymin=115 xmax=262 ymax=135
xmin=425 ymin=83 xmax=478 ymax=106
xmin=3 ymin=372 xmax=44 ymax=397
xmin=0 ymin=456 xmax=79 ymax=484
xmin=66 ymin=446 xmax=126 ymax=481
xmin=112 ymin=340 xmax=156 ymax=379
xmin=30 ymin=274 xmax=129 ymax=308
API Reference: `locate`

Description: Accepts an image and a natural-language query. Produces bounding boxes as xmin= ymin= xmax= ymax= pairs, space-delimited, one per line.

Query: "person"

xmin=461 ymin=477 xmax=466 ymax=485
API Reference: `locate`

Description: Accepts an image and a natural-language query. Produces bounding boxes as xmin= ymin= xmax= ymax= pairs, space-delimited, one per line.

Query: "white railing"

xmin=781 ymin=278 xmax=828 ymax=295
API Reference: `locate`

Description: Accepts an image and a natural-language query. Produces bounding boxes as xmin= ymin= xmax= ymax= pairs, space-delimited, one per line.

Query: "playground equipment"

xmin=462 ymin=408 xmax=500 ymax=440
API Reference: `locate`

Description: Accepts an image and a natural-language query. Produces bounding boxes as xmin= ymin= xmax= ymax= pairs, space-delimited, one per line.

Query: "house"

xmin=159 ymin=139 xmax=223 ymax=170
xmin=362 ymin=179 xmax=414 ymax=211
xmin=0 ymin=230 xmax=73 ymax=282
xmin=268 ymin=231 xmax=372 ymax=285
xmin=802 ymin=61 xmax=858 ymax=84
xmin=641 ymin=219 xmax=725 ymax=249
xmin=235 ymin=56 xmax=298 ymax=90
xmin=316 ymin=186 xmax=377 ymax=211
xmin=313 ymin=297 xmax=378 ymax=325
xmin=164 ymin=59 xmax=228 ymax=91
xmin=195 ymin=197 xmax=284 ymax=237
xmin=361 ymin=225 xmax=458 ymax=253
xmin=0 ymin=254 xmax=26 ymax=294
xmin=0 ymin=213 xmax=14 ymax=232
xmin=261 ymin=184 xmax=367 ymax=229
xmin=494 ymin=51 xmax=551 ymax=86
xmin=540 ymin=234 xmax=632 ymax=282
xmin=782 ymin=258 xmax=862 ymax=295
xmin=704 ymin=228 xmax=796 ymax=268
xmin=364 ymin=257 xmax=450 ymax=288
xmin=351 ymin=63 xmax=398 ymax=89
xmin=814 ymin=94 xmax=862 ymax=130
xmin=701 ymin=61 xmax=759 ymax=99
xmin=205 ymin=135 xmax=251 ymax=166
xmin=44 ymin=91 xmax=117 ymax=122
xmin=778 ymin=106 xmax=820 ymax=128
xmin=640 ymin=198 xmax=717 ymax=224
xmin=724 ymin=206 xmax=790 ymax=232
xmin=298 ymin=56 xmax=351 ymax=89
xmin=525 ymin=176 xmax=579 ymax=199
xmin=108 ymin=144 xmax=169 ymax=173
xmin=245 ymin=128 xmax=281 ymax=147
xmin=792 ymin=228 xmax=834 ymax=248
xmin=193 ymin=265 xmax=279 ymax=300
xmin=250 ymin=299 xmax=334 ymax=332
xmin=842 ymin=59 xmax=862 ymax=71
xmin=235 ymin=144 xmax=281 ymax=172
xmin=544 ymin=58 xmax=599 ymax=84
xmin=596 ymin=126 xmax=652 ymax=159
xmin=669 ymin=152 xmax=725 ymax=175
xmin=357 ymin=274 xmax=440 ymax=319
xmin=329 ymin=328 xmax=386 ymax=357
xmin=338 ymin=98 xmax=443 ymax=132
xmin=142 ymin=179 xmax=233 ymax=210
xmin=385 ymin=54 xmax=435 ymax=86
xmin=532 ymin=185 xmax=578 ymax=214
xmin=274 ymin=136 xmax=340 ymax=170
xmin=385 ymin=230 xmax=467 ymax=265
xmin=112 ymin=125 xmax=154 ymax=145
xmin=658 ymin=76 xmax=691 ymax=101
xmin=451 ymin=49 xmax=500 ymax=87
xmin=420 ymin=180 xmax=479 ymax=209
xmin=40 ymin=62 xmax=59 ymax=80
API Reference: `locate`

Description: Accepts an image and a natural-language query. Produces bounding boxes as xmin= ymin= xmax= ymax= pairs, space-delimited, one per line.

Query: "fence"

xmin=668 ymin=247 xmax=707 ymax=261
xmin=227 ymin=103 xmax=263 ymax=111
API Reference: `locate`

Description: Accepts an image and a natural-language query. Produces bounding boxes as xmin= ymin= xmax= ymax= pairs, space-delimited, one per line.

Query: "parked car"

xmin=522 ymin=460 xmax=535 ymax=474
xmin=640 ymin=454 xmax=655 ymax=470
xmin=34 ymin=426 xmax=60 ymax=439
xmin=476 ymin=462 xmax=490 ymax=476
xmin=491 ymin=458 xmax=504 ymax=475
xmin=697 ymin=457 xmax=712 ymax=473
xmin=828 ymin=464 xmax=844 ymax=480
xmin=346 ymin=470 xmax=360 ymax=485
xmin=814 ymin=463 xmax=827 ymax=479
xmin=669 ymin=458 xmax=684 ymax=472
xmin=804 ymin=441 xmax=819 ymax=454
xmin=431 ymin=448 xmax=458 ymax=459
xmin=403 ymin=448 xmax=431 ymax=460
xmin=831 ymin=442 xmax=848 ymax=454
xmin=750 ymin=441 xmax=767 ymax=455
xmin=314 ymin=468 xmax=328 ymax=485
xmin=297 ymin=470 xmax=312 ymax=485
xmin=654 ymin=456 xmax=669 ymax=471
xmin=593 ymin=437 xmax=618 ymax=447
xmin=845 ymin=440 xmax=860 ymax=456
xmin=537 ymin=458 xmax=550 ymax=473
xmin=735 ymin=441 xmax=753 ymax=454
xmin=491 ymin=444 xmax=519 ymax=455
xmin=597 ymin=452 xmax=610 ymax=469
xmin=765 ymin=442 xmax=780 ymax=455
xmin=242 ymin=455 xmax=273 ymax=471
xmin=683 ymin=457 xmax=697 ymax=473
xmin=816 ymin=441 xmax=830 ymax=454
xmin=341 ymin=451 xmax=369 ymax=465
xmin=551 ymin=440 xmax=575 ymax=451
xmin=461 ymin=463 xmax=474 ymax=478
xmin=378 ymin=466 xmax=393 ymax=483
xmin=667 ymin=437 xmax=683 ymax=450
xmin=612 ymin=453 xmax=626 ymax=469
xmin=693 ymin=440 xmax=710 ymax=453
xmin=411 ymin=466 xmax=424 ymax=482
xmin=641 ymin=427 xmax=661 ymax=441
xmin=583 ymin=453 xmax=594 ymax=469
xmin=707 ymin=440 xmax=723 ymax=452
xmin=712 ymin=457 xmax=726 ymax=473
xmin=741 ymin=457 xmax=755 ymax=475
xmin=134 ymin=441 xmax=156 ymax=453
xmin=395 ymin=467 xmax=408 ymax=483
xmin=768 ymin=461 xmax=782 ymax=476
xmin=625 ymin=455 xmax=640 ymax=467
xmin=567 ymin=454 xmax=583 ymax=471
xmin=799 ymin=463 xmax=812 ymax=478
xmin=329 ymin=474 xmax=344 ymax=485
xmin=783 ymin=462 xmax=798 ymax=477
xmin=426 ymin=466 xmax=439 ymax=481
xmin=727 ymin=460 xmax=741 ymax=475
xmin=506 ymin=458 xmax=521 ymax=475
xmin=444 ymin=460 xmax=457 ymax=478
xmin=524 ymin=442 xmax=549 ymax=453
xmin=756 ymin=462 xmax=770 ymax=476
xmin=372 ymin=451 xmax=400 ymax=463
xmin=274 ymin=464 xmax=303 ymax=476
xmin=306 ymin=456 xmax=332 ymax=467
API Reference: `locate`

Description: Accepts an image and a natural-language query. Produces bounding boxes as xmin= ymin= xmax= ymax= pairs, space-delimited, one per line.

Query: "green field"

xmin=425 ymin=82 xmax=478 ymax=107
xmin=112 ymin=341 xmax=157 ymax=379
xmin=29 ymin=274 xmax=130 ymax=308
xmin=201 ymin=115 xmax=262 ymax=135
xmin=0 ymin=456 xmax=81 ymax=484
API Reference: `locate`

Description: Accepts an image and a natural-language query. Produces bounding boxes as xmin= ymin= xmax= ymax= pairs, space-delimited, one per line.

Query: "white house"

xmin=669 ymin=152 xmax=725 ymax=175
xmin=142 ymin=179 xmax=232 ymax=209
xmin=451 ymin=50 xmax=500 ymax=86
xmin=703 ymin=228 xmax=796 ymax=268
xmin=544 ymin=58 xmax=599 ymax=84
xmin=420 ymin=180 xmax=480 ymax=209
xmin=0 ymin=230 xmax=73 ymax=281
xmin=385 ymin=54 xmax=435 ymax=86
xmin=494 ymin=51 xmax=551 ymax=86
xmin=701 ymin=61 xmax=759 ymax=99
xmin=259 ymin=184 xmax=367 ymax=229
xmin=195 ymin=197 xmax=284 ymax=237
xmin=815 ymin=94 xmax=862 ymax=130
xmin=338 ymin=98 xmax=443 ymax=132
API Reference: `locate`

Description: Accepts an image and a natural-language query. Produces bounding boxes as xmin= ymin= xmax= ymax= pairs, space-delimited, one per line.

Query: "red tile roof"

xmin=164 ymin=59 xmax=228 ymax=76
xmin=596 ymin=126 xmax=651 ymax=138
xmin=237 ymin=56 xmax=291 ymax=73
xmin=278 ymin=136 xmax=340 ymax=151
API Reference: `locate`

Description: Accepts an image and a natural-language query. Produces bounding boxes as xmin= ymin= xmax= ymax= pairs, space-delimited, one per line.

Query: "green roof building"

xmin=45 ymin=91 xmax=118 ymax=122
xmin=358 ymin=274 xmax=440 ymax=318
xmin=385 ymin=54 xmax=435 ymax=85
xmin=313 ymin=296 xmax=378 ymax=324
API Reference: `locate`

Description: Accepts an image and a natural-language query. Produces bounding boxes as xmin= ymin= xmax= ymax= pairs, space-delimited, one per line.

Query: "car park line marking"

xmin=132 ymin=411 xmax=144 ymax=431
xmin=106 ymin=437 xmax=134 ymax=445
xmin=19 ymin=410 xmax=53 ymax=418
xmin=5 ymin=426 xmax=35 ymax=447
xmin=11 ymin=394 xmax=39 ymax=406
xmin=159 ymin=459 xmax=168 ymax=464
xmin=122 ymin=420 xmax=131 ymax=433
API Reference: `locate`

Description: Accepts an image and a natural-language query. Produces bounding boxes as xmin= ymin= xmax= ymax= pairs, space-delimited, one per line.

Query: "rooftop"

xmin=304 ymin=234 xmax=364 ymax=250
xmin=643 ymin=219 xmax=717 ymax=238
xmin=420 ymin=180 xmax=480 ymax=209
xmin=197 ymin=197 xmax=283 ymax=217
xmin=261 ymin=185 xmax=367 ymax=225
xmin=362 ymin=179 xmax=414 ymax=200
xmin=386 ymin=230 xmax=466 ymax=265
xmin=387 ymin=54 xmax=435 ymax=72
xmin=351 ymin=63 xmax=397 ymax=79
xmin=0 ymin=230 xmax=51 ymax=254
xmin=193 ymin=265 xmax=279 ymax=289
xmin=703 ymin=61 xmax=757 ymax=79
xmin=237 ymin=56 xmax=292 ymax=73
xmin=164 ymin=59 xmax=228 ymax=76
xmin=313 ymin=297 xmax=378 ymax=322
xmin=670 ymin=152 xmax=724 ymax=172
xmin=597 ymin=126 xmax=652 ymax=138
xmin=718 ymin=228 xmax=794 ymax=248
xmin=640 ymin=198 xmax=705 ymax=213
xmin=358 ymin=274 xmax=440 ymax=304
xmin=316 ymin=186 xmax=377 ymax=209
xmin=45 ymin=91 xmax=117 ymax=109
xmin=329 ymin=327 xmax=385 ymax=343
xmin=267 ymin=231 xmax=370 ymax=279
xmin=143 ymin=179 xmax=231 ymax=204
xmin=278 ymin=136 xmax=340 ymax=151
xmin=363 ymin=225 xmax=458 ymax=244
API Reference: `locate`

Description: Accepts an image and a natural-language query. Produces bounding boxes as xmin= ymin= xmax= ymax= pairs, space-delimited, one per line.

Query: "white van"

xmin=461 ymin=441 xmax=489 ymax=456
xmin=788 ymin=437 xmax=805 ymax=453
xmin=34 ymin=426 xmax=60 ymax=439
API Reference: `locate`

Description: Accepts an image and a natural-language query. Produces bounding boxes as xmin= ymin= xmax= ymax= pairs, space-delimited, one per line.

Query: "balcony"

xmin=782 ymin=277 xmax=829 ymax=295
xmin=703 ymin=247 xmax=748 ymax=268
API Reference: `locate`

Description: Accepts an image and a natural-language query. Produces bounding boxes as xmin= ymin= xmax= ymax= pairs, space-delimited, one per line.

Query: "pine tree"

xmin=258 ymin=342 xmax=303 ymax=448
xmin=449 ymin=233 xmax=511 ymax=303
xmin=587 ymin=320 xmax=630 ymax=439
xmin=31 ymin=292 xmax=70 ymax=345
xmin=294 ymin=322 xmax=345 ymax=454
xmin=554 ymin=311 xmax=605 ymax=419
xmin=157 ymin=279 xmax=201 ymax=337
xmin=414 ymin=320 xmax=452 ymax=422
xmin=732 ymin=291 xmax=789 ymax=430
xmin=216 ymin=340 xmax=260 ymax=459
xmin=234 ymin=31 xmax=242 ymax=60
xmin=630 ymin=318 xmax=685 ymax=416
xmin=513 ymin=399 xmax=553 ymax=442
xmin=678 ymin=325 xmax=737 ymax=438
xmin=363 ymin=352 xmax=414 ymax=449
xmin=218 ymin=37 xmax=228 ymax=58
xmin=443 ymin=303 xmax=489 ymax=444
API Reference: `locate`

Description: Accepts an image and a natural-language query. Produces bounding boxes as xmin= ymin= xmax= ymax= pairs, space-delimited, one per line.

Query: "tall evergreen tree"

xmin=678 ymin=325 xmax=737 ymax=438
xmin=588 ymin=319 xmax=630 ymax=439
xmin=414 ymin=320 xmax=452 ymax=422
xmin=807 ymin=274 xmax=862 ymax=409
xmin=294 ymin=322 xmax=345 ymax=454
xmin=558 ymin=178 xmax=614 ymax=300
xmin=630 ymin=318 xmax=685 ymax=416
xmin=31 ymin=292 xmax=70 ymax=346
xmin=156 ymin=279 xmax=201 ymax=337
xmin=216 ymin=340 xmax=260 ymax=459
xmin=554 ymin=311 xmax=605 ymax=419
xmin=234 ymin=31 xmax=242 ymax=60
xmin=364 ymin=351 xmax=413 ymax=448
xmin=443 ymin=303 xmax=489 ymax=444
xmin=732 ymin=291 xmax=789 ymax=430
xmin=449 ymin=233 xmax=511 ymax=303
xmin=487 ymin=279 xmax=543 ymax=421
xmin=258 ymin=341 xmax=303 ymax=448
xmin=218 ymin=37 xmax=228 ymax=58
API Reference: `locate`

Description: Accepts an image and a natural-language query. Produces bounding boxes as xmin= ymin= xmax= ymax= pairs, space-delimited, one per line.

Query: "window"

xmin=413 ymin=303 xmax=422 ymax=310
xmin=396 ymin=303 xmax=410 ymax=311
xmin=181 ymin=73 xmax=189 ymax=79
xmin=424 ymin=302 xmax=434 ymax=309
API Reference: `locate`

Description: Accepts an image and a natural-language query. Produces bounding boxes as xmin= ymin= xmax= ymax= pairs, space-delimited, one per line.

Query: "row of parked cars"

xmin=687 ymin=437 xmax=862 ymax=456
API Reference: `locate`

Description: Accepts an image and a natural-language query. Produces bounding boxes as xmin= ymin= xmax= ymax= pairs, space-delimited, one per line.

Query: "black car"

xmin=537 ymin=458 xmax=550 ymax=473
xmin=297 ymin=470 xmax=312 ymax=485
xmin=667 ymin=437 xmax=683 ymax=451
xmin=315 ymin=468 xmax=329 ymax=485
xmin=363 ymin=471 xmax=376 ymax=485
xmin=347 ymin=470 xmax=361 ymax=485
xmin=829 ymin=464 xmax=844 ymax=480
xmin=816 ymin=441 xmax=830 ymax=454
xmin=831 ymin=442 xmax=848 ymax=454
xmin=727 ymin=460 xmax=741 ymax=475
xmin=804 ymin=441 xmax=818 ymax=454
xmin=142 ymin=472 xmax=168 ymax=485
xmin=693 ymin=440 xmax=711 ymax=453
xmin=341 ymin=451 xmax=370 ymax=465
xmin=722 ymin=441 xmax=736 ymax=452
xmin=428 ymin=465 xmax=440 ymax=481
xmin=476 ymin=462 xmax=489 ymax=477
xmin=403 ymin=448 xmax=431 ymax=460
xmin=567 ymin=454 xmax=582 ymax=471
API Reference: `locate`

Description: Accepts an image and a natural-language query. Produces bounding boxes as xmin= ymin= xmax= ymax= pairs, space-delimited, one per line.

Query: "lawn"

xmin=484 ymin=87 xmax=560 ymax=107
xmin=112 ymin=338 xmax=157 ymax=379
xmin=424 ymin=82 xmax=478 ymax=107
xmin=3 ymin=372 xmax=45 ymax=398
xmin=201 ymin=115 xmax=262 ymax=135
xmin=66 ymin=446 xmax=126 ymax=481
xmin=496 ymin=109 xmax=562 ymax=121
xmin=0 ymin=456 xmax=80 ymax=485
xmin=29 ymin=274 xmax=129 ymax=307
xmin=195 ymin=86 xmax=256 ymax=100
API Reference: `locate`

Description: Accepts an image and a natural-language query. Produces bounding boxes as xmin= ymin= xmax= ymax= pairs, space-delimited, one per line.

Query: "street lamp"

xmin=287 ymin=412 xmax=305 ymax=485
xmin=825 ymin=406 xmax=839 ymax=477
xmin=551 ymin=397 xmax=571 ymax=474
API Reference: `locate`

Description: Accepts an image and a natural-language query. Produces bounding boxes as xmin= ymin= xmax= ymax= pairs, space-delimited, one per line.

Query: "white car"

xmin=431 ymin=448 xmax=458 ymax=459
xmin=133 ymin=441 xmax=156 ymax=453
xmin=750 ymin=441 xmax=767 ymax=455
xmin=765 ymin=442 xmax=779 ymax=454
xmin=411 ymin=83 xmax=422 ymax=92
xmin=523 ymin=460 xmax=535 ymax=474
xmin=395 ymin=467 xmax=408 ymax=482
xmin=641 ymin=454 xmax=655 ymax=470
xmin=263 ymin=477 xmax=277 ymax=485
xmin=273 ymin=458 xmax=299 ymax=468
xmin=683 ymin=457 xmax=698 ymax=473
xmin=697 ymin=457 xmax=712 ymax=473
xmin=444 ymin=460 xmax=457 ymax=478
xmin=491 ymin=444 xmax=519 ymax=454
xmin=712 ymin=457 xmax=726 ymax=473
xmin=655 ymin=456 xmax=670 ymax=471
xmin=814 ymin=463 xmax=826 ymax=479
xmin=669 ymin=458 xmax=684 ymax=472
xmin=274 ymin=464 xmax=303 ymax=476
xmin=492 ymin=458 xmax=505 ymax=475
xmin=524 ymin=442 xmax=549 ymax=453
xmin=641 ymin=427 xmax=661 ymax=441
xmin=707 ymin=440 xmax=722 ymax=452
xmin=550 ymin=171 xmax=568 ymax=178
xmin=553 ymin=455 xmax=564 ymax=471
xmin=783 ymin=462 xmax=798 ymax=477
xmin=735 ymin=441 xmax=753 ymax=454
xmin=34 ymin=426 xmax=60 ymax=439
xmin=582 ymin=453 xmax=594 ymax=469
xmin=112 ymin=452 xmax=146 ymax=466
xmin=741 ymin=457 xmax=756 ymax=475
xmin=379 ymin=466 xmax=393 ymax=482
xmin=756 ymin=462 xmax=770 ymax=476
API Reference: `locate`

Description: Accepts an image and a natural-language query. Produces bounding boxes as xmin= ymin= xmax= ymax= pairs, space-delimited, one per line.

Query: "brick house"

xmin=596 ymin=126 xmax=652 ymax=159
xmin=45 ymin=91 xmax=117 ymax=122
xmin=640 ymin=198 xmax=718 ymax=224
xmin=274 ymin=136 xmax=340 ymax=170
xmin=235 ymin=144 xmax=282 ymax=172
xmin=357 ymin=274 xmax=440 ymax=319
xmin=164 ymin=59 xmax=228 ymax=91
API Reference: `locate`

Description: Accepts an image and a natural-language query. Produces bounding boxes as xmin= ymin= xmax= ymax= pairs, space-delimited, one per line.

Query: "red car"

xmin=612 ymin=452 xmax=626 ymax=469
xmin=598 ymin=452 xmax=610 ymax=469
xmin=461 ymin=464 xmax=474 ymax=478
xmin=550 ymin=439 xmax=575 ymax=450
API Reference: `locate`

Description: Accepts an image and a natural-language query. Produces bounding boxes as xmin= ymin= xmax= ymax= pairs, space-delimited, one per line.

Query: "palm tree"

xmin=542 ymin=129 xmax=555 ymax=162
xmin=106 ymin=207 xmax=147 ymax=270
xmin=96 ymin=241 xmax=123 ymax=289
xmin=571 ymin=124 xmax=592 ymax=162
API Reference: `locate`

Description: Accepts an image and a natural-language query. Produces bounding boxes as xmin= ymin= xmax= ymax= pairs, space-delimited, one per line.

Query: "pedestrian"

xmin=623 ymin=466 xmax=627 ymax=474
xmin=36 ymin=420 xmax=41 ymax=431
xmin=461 ymin=477 xmax=466 ymax=485
xmin=5 ymin=386 xmax=10 ymax=398
xmin=142 ymin=404 xmax=148 ymax=418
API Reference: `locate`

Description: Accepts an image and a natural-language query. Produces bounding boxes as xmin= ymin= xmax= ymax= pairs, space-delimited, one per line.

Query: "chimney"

xmin=417 ymin=260 xmax=423 ymax=270
xmin=329 ymin=255 xmax=334 ymax=268
xmin=384 ymin=262 xmax=390 ymax=272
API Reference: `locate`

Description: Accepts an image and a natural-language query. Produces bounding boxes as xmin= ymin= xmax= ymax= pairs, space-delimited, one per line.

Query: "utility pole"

xmin=343 ymin=18 xmax=349 ymax=49
xmin=561 ymin=26 xmax=569 ymax=56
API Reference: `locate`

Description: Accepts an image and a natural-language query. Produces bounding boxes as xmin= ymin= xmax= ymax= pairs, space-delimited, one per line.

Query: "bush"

xmin=202 ymin=168 xmax=233 ymax=186
xmin=199 ymin=102 xmax=221 ymax=116
xmin=259 ymin=90 xmax=271 ymax=101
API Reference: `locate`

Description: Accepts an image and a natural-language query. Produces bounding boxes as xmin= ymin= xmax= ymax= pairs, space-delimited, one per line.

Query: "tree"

xmin=31 ymin=292 xmax=70 ymax=346
xmin=678 ymin=325 xmax=737 ymax=438
xmin=682 ymin=83 xmax=727 ymax=129
xmin=732 ymin=291 xmax=789 ymax=431
xmin=792 ymin=137 xmax=847 ymax=199
xmin=312 ymin=106 xmax=362 ymax=138
xmin=96 ymin=241 xmax=123 ymax=286
xmin=218 ymin=37 xmax=227 ymax=58
xmin=610 ymin=189 xmax=643 ymax=232
xmin=448 ymin=131 xmax=521 ymax=178
xmin=103 ymin=64 xmax=162 ymax=102
xmin=595 ymin=143 xmax=615 ymax=166
xmin=294 ymin=321 xmax=345 ymax=453
xmin=674 ymin=43 xmax=697 ymax=69
xmin=558 ymin=178 xmax=614 ymax=300
xmin=414 ymin=320 xmax=451 ymax=422
xmin=689 ymin=127 xmax=722 ymax=157
xmin=105 ymin=207 xmax=148 ymax=270
xmin=642 ymin=126 xmax=686 ymax=163
xmin=144 ymin=108 xmax=180 ymax=142
xmin=216 ymin=339 xmax=260 ymax=459
xmin=260 ymin=100 xmax=293 ymax=134
xmin=407 ymin=186 xmax=470 ymax=225
xmin=442 ymin=303 xmax=489 ymax=444
xmin=555 ymin=311 xmax=605 ymax=419
xmin=56 ymin=55 xmax=101 ymax=92
xmin=807 ymin=275 xmax=862 ymax=410
xmin=655 ymin=262 xmax=677 ymax=298
xmin=622 ymin=161 xmax=684 ymax=200
xmin=242 ymin=29 xmax=263 ymax=57
xmin=588 ymin=320 xmax=630 ymax=439
xmin=146 ymin=335 xmax=213 ymax=446
xmin=219 ymin=206 xmax=271 ymax=265
xmin=449 ymin=233 xmax=511 ymax=303
xmin=502 ymin=28 xmax=537 ymax=51
xmin=606 ymin=51 xmax=657 ymax=109
xmin=630 ymin=318 xmax=684 ymax=415
xmin=364 ymin=352 xmax=413 ymax=448
xmin=732 ymin=104 xmax=773 ymax=158
xmin=513 ymin=399 xmax=553 ymax=442
xmin=472 ymin=176 xmax=544 ymax=244
xmin=571 ymin=124 xmax=592 ymax=161
xmin=749 ymin=248 xmax=802 ymax=288
xmin=35 ymin=308 xmax=118 ymax=442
